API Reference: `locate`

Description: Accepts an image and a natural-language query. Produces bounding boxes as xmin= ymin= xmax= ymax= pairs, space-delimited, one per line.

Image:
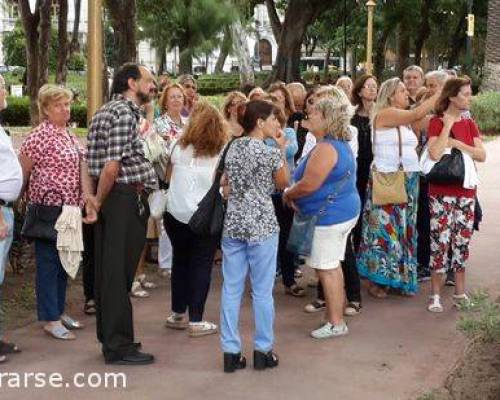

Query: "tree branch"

xmin=265 ymin=0 xmax=281 ymax=42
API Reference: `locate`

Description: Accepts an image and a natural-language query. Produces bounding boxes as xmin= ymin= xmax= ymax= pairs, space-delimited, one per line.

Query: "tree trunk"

xmin=270 ymin=0 xmax=330 ymax=84
xmin=215 ymin=26 xmax=231 ymax=74
xmin=396 ymin=23 xmax=410 ymax=77
xmin=265 ymin=0 xmax=282 ymax=42
xmin=157 ymin=46 xmax=167 ymax=74
xmin=105 ymin=0 xmax=137 ymax=68
xmin=179 ymin=47 xmax=193 ymax=75
xmin=414 ymin=0 xmax=433 ymax=66
xmin=481 ymin=0 xmax=500 ymax=92
xmin=56 ymin=0 xmax=69 ymax=85
xmin=448 ymin=3 xmax=468 ymax=69
xmin=230 ymin=19 xmax=254 ymax=87
xmin=18 ymin=0 xmax=52 ymax=126
xmin=70 ymin=0 xmax=82 ymax=54
xmin=323 ymin=47 xmax=331 ymax=80
xmin=374 ymin=27 xmax=391 ymax=79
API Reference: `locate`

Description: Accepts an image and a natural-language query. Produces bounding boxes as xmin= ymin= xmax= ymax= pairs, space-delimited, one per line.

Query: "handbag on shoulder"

xmin=188 ymin=139 xmax=235 ymax=236
xmin=371 ymin=125 xmax=408 ymax=206
xmin=21 ymin=191 xmax=64 ymax=242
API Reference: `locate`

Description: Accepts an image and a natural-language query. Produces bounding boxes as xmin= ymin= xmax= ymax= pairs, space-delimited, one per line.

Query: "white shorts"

xmin=305 ymin=217 xmax=358 ymax=270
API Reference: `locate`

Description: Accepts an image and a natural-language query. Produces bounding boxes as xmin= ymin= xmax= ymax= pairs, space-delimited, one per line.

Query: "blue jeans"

xmin=34 ymin=240 xmax=68 ymax=321
xmin=0 ymin=206 xmax=14 ymax=338
xmin=220 ymin=234 xmax=278 ymax=354
xmin=0 ymin=206 xmax=14 ymax=285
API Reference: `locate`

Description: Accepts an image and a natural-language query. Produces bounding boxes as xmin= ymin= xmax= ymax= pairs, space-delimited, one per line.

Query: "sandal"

xmin=368 ymin=285 xmax=387 ymax=299
xmin=44 ymin=324 xmax=76 ymax=340
xmin=84 ymin=300 xmax=97 ymax=315
xmin=453 ymin=293 xmax=473 ymax=309
xmin=137 ymin=274 xmax=157 ymax=290
xmin=344 ymin=302 xmax=362 ymax=316
xmin=131 ymin=281 xmax=150 ymax=298
xmin=61 ymin=315 xmax=84 ymax=330
xmin=0 ymin=340 xmax=22 ymax=354
xmin=285 ymin=284 xmax=306 ymax=297
xmin=428 ymin=294 xmax=444 ymax=313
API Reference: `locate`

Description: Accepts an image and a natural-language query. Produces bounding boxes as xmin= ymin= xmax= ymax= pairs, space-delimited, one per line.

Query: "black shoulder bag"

xmin=188 ymin=139 xmax=235 ymax=236
xmin=21 ymin=191 xmax=64 ymax=242
xmin=426 ymin=127 xmax=465 ymax=185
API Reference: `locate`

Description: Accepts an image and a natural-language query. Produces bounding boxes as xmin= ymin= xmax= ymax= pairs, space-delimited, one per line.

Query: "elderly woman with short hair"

xmin=283 ymin=93 xmax=360 ymax=339
xmin=19 ymin=84 xmax=95 ymax=340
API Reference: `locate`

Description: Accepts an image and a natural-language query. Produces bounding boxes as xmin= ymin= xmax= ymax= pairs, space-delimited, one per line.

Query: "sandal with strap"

xmin=0 ymin=340 xmax=22 ymax=354
xmin=84 ymin=300 xmax=97 ymax=315
xmin=43 ymin=324 xmax=76 ymax=340
xmin=344 ymin=302 xmax=362 ymax=316
xmin=427 ymin=295 xmax=444 ymax=313
xmin=285 ymin=284 xmax=306 ymax=297
xmin=131 ymin=281 xmax=150 ymax=298
xmin=453 ymin=293 xmax=473 ymax=309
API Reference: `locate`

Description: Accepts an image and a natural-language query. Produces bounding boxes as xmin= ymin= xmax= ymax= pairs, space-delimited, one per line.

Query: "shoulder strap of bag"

xmin=396 ymin=126 xmax=403 ymax=169
xmin=214 ymin=137 xmax=236 ymax=183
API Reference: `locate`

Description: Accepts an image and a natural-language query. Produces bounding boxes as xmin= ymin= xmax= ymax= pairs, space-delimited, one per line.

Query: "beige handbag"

xmin=371 ymin=124 xmax=408 ymax=206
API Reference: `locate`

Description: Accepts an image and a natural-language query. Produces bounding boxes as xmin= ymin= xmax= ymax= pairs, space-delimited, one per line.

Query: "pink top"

xmin=20 ymin=120 xmax=85 ymax=207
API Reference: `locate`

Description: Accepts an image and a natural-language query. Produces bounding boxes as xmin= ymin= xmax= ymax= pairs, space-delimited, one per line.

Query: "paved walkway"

xmin=2 ymin=139 xmax=500 ymax=400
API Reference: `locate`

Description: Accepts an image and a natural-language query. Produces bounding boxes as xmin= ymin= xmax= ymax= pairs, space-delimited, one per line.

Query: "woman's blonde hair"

xmin=159 ymin=83 xmax=186 ymax=114
xmin=37 ymin=84 xmax=73 ymax=121
xmin=371 ymin=77 xmax=402 ymax=123
xmin=179 ymin=101 xmax=229 ymax=157
xmin=315 ymin=86 xmax=355 ymax=141
xmin=222 ymin=91 xmax=247 ymax=119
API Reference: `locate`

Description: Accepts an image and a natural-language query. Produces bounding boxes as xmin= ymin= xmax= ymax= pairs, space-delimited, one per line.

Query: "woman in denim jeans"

xmin=220 ymin=100 xmax=289 ymax=373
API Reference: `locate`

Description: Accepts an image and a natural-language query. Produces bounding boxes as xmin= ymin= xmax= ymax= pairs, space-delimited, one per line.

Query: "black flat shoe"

xmin=253 ymin=350 xmax=279 ymax=370
xmin=223 ymin=352 xmax=246 ymax=373
xmin=105 ymin=351 xmax=155 ymax=366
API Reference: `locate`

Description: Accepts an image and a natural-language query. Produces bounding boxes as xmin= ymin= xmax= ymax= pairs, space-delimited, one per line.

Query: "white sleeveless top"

xmin=167 ymin=143 xmax=220 ymax=224
xmin=372 ymin=125 xmax=420 ymax=172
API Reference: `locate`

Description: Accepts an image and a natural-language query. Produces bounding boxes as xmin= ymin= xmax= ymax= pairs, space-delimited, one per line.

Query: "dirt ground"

xmin=1 ymin=136 xmax=499 ymax=400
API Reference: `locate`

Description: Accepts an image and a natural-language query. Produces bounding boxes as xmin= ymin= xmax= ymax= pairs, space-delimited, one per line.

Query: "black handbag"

xmin=426 ymin=128 xmax=465 ymax=185
xmin=21 ymin=191 xmax=64 ymax=242
xmin=188 ymin=139 xmax=235 ymax=236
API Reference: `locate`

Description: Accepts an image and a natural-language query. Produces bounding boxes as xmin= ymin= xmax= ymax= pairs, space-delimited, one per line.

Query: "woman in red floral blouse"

xmin=426 ymin=77 xmax=486 ymax=313
xmin=19 ymin=84 xmax=95 ymax=340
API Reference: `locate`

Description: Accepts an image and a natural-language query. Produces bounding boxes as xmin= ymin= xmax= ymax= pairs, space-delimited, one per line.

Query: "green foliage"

xmin=68 ymin=52 xmax=86 ymax=71
xmin=1 ymin=97 xmax=88 ymax=128
xmin=2 ymin=22 xmax=26 ymax=67
xmin=457 ymin=290 xmax=500 ymax=342
xmin=137 ymin=0 xmax=237 ymax=72
xmin=471 ymin=92 xmax=500 ymax=135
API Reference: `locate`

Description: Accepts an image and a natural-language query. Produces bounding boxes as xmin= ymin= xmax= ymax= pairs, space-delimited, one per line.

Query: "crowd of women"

xmin=0 ymin=64 xmax=486 ymax=370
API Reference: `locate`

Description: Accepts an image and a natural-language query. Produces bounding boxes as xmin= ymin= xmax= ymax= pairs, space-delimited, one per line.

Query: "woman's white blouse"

xmin=372 ymin=125 xmax=420 ymax=172
xmin=166 ymin=143 xmax=220 ymax=224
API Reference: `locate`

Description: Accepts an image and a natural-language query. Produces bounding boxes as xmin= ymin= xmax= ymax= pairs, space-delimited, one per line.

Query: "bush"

xmin=2 ymin=96 xmax=88 ymax=128
xmin=68 ymin=53 xmax=86 ymax=72
xmin=471 ymin=91 xmax=500 ymax=135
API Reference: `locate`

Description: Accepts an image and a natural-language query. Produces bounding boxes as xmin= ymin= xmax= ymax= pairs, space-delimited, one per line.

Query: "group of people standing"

xmin=0 ymin=62 xmax=485 ymax=370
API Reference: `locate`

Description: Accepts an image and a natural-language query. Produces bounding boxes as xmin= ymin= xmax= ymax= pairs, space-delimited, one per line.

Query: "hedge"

xmin=471 ymin=91 xmax=500 ymax=135
xmin=1 ymin=96 xmax=88 ymax=128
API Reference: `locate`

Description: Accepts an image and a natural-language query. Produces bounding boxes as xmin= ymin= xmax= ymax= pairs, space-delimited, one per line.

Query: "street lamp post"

xmin=366 ymin=0 xmax=376 ymax=75
xmin=87 ymin=0 xmax=104 ymax=122
xmin=465 ymin=0 xmax=474 ymax=74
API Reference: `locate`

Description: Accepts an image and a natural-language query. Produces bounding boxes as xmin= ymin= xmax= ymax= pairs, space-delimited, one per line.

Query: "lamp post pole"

xmin=87 ymin=0 xmax=104 ymax=122
xmin=465 ymin=0 xmax=474 ymax=75
xmin=366 ymin=0 xmax=376 ymax=75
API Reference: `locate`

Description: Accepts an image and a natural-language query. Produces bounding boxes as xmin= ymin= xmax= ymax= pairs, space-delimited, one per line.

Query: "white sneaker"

xmin=310 ymin=322 xmax=348 ymax=339
xmin=188 ymin=321 xmax=218 ymax=337
xmin=427 ymin=294 xmax=443 ymax=313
